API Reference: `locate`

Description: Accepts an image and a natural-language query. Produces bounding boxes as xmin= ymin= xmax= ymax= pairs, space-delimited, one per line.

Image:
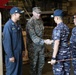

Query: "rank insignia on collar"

xmin=12 ymin=27 xmax=15 ymax=30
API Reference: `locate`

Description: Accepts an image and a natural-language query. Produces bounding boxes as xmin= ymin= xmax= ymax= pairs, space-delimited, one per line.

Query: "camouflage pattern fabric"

xmin=26 ymin=17 xmax=45 ymax=75
xmin=52 ymin=22 xmax=70 ymax=75
xmin=70 ymin=27 xmax=76 ymax=75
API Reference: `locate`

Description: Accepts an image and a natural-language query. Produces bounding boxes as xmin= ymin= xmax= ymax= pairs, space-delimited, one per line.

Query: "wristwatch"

xmin=52 ymin=57 xmax=56 ymax=60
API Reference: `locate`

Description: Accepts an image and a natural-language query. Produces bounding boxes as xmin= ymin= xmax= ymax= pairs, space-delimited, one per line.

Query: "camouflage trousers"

xmin=72 ymin=59 xmax=76 ymax=75
xmin=53 ymin=61 xmax=70 ymax=75
xmin=72 ymin=50 xmax=76 ymax=75
xmin=28 ymin=48 xmax=45 ymax=75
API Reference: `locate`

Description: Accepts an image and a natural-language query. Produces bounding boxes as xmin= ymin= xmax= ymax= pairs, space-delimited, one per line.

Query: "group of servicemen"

xmin=2 ymin=6 xmax=76 ymax=75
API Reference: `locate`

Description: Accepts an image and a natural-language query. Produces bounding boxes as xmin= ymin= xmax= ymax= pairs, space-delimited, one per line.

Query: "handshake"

xmin=44 ymin=39 xmax=53 ymax=45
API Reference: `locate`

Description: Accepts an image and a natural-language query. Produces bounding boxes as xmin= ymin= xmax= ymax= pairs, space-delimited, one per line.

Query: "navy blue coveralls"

xmin=70 ymin=27 xmax=76 ymax=75
xmin=3 ymin=19 xmax=25 ymax=75
xmin=52 ymin=22 xmax=70 ymax=75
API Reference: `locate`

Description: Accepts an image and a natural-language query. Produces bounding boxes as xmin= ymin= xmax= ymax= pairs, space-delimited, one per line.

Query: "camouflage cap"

xmin=32 ymin=7 xmax=41 ymax=14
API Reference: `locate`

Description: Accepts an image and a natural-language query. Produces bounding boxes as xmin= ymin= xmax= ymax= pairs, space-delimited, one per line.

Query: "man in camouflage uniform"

xmin=26 ymin=7 xmax=53 ymax=75
xmin=50 ymin=9 xmax=70 ymax=75
xmin=70 ymin=14 xmax=76 ymax=75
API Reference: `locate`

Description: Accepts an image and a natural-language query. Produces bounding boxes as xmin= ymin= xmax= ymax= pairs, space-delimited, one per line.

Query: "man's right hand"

xmin=44 ymin=39 xmax=53 ymax=45
xmin=9 ymin=57 xmax=15 ymax=62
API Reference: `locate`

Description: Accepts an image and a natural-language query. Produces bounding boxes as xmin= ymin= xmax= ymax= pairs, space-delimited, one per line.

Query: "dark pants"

xmin=5 ymin=52 xmax=22 ymax=75
xmin=53 ymin=47 xmax=71 ymax=75
xmin=72 ymin=59 xmax=76 ymax=75
xmin=72 ymin=50 xmax=76 ymax=75
xmin=28 ymin=48 xmax=45 ymax=75
xmin=53 ymin=61 xmax=70 ymax=75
